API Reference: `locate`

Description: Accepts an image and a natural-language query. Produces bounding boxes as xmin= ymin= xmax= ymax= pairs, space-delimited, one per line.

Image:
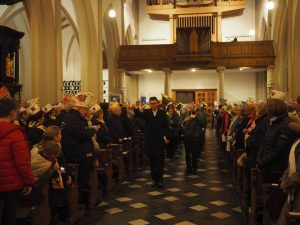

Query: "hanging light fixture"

xmin=109 ymin=9 xmax=116 ymax=18
xmin=267 ymin=1 xmax=275 ymax=10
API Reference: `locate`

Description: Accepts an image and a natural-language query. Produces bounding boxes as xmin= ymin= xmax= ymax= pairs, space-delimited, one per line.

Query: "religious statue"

xmin=5 ymin=53 xmax=14 ymax=77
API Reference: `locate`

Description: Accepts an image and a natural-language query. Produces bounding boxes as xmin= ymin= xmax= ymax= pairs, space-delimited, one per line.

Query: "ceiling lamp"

xmin=108 ymin=9 xmax=116 ymax=18
xmin=267 ymin=1 xmax=275 ymax=10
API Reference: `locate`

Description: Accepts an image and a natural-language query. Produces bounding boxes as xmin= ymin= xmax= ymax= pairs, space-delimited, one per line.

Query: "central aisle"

xmin=79 ymin=129 xmax=244 ymax=225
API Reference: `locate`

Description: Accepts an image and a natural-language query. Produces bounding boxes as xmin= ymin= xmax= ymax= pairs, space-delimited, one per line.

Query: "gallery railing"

xmin=146 ymin=0 xmax=245 ymax=7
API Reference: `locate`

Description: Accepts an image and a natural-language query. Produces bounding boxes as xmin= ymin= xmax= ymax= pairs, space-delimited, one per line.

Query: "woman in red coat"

xmin=0 ymin=97 xmax=35 ymax=225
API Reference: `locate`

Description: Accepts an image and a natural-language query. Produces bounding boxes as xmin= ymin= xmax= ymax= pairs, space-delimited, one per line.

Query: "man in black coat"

xmin=61 ymin=92 xmax=99 ymax=207
xmin=134 ymin=97 xmax=169 ymax=187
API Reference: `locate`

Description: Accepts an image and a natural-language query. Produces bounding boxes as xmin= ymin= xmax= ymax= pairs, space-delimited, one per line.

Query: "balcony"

xmin=118 ymin=41 xmax=275 ymax=71
xmin=146 ymin=0 xmax=246 ymax=18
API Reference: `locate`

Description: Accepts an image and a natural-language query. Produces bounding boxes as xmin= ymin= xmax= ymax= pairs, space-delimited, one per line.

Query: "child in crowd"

xmin=0 ymin=97 xmax=35 ymax=225
xmin=31 ymin=126 xmax=72 ymax=225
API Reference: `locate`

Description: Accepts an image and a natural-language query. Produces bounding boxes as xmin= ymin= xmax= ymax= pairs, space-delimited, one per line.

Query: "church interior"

xmin=0 ymin=0 xmax=300 ymax=225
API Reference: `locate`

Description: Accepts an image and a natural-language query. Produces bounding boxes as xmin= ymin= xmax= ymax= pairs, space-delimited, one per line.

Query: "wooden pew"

xmin=96 ymin=149 xmax=114 ymax=190
xmin=262 ymin=183 xmax=287 ymax=225
xmin=107 ymin=144 xmax=126 ymax=181
xmin=89 ymin=160 xmax=102 ymax=207
xmin=122 ymin=139 xmax=134 ymax=174
xmin=137 ymin=133 xmax=146 ymax=166
xmin=249 ymin=168 xmax=263 ymax=225
xmin=16 ymin=183 xmax=51 ymax=225
xmin=287 ymin=189 xmax=300 ymax=225
xmin=67 ymin=164 xmax=85 ymax=225
xmin=233 ymin=149 xmax=245 ymax=192
xmin=131 ymin=136 xmax=140 ymax=169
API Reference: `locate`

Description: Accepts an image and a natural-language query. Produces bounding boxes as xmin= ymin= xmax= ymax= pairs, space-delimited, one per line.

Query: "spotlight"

xmin=267 ymin=1 xmax=274 ymax=10
xmin=144 ymin=69 xmax=152 ymax=73
xmin=191 ymin=68 xmax=196 ymax=72
xmin=109 ymin=9 xmax=116 ymax=18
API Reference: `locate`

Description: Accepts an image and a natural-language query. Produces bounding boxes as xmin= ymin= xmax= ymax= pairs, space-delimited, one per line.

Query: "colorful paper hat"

xmin=270 ymin=90 xmax=286 ymax=101
xmin=73 ymin=92 xmax=94 ymax=108
xmin=27 ymin=103 xmax=41 ymax=116
xmin=42 ymin=104 xmax=54 ymax=114
xmin=89 ymin=104 xmax=102 ymax=114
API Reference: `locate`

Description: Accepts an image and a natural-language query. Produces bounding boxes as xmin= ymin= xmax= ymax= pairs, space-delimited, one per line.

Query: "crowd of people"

xmin=213 ymin=90 xmax=300 ymax=225
xmin=0 ymin=86 xmax=208 ymax=225
xmin=2 ymin=83 xmax=300 ymax=225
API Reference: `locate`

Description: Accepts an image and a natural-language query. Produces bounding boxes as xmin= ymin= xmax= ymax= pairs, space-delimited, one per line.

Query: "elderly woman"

xmin=276 ymin=109 xmax=300 ymax=225
xmin=257 ymin=92 xmax=298 ymax=183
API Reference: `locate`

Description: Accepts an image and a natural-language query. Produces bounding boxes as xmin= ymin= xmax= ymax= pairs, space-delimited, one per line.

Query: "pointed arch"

xmin=125 ymin=24 xmax=134 ymax=45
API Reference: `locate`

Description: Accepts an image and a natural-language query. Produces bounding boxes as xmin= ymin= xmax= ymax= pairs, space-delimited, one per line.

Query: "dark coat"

xmin=43 ymin=115 xmax=59 ymax=128
xmin=91 ymin=116 xmax=112 ymax=148
xmin=167 ymin=112 xmax=181 ymax=137
xmin=257 ymin=113 xmax=297 ymax=182
xmin=61 ymin=109 xmax=96 ymax=164
xmin=234 ymin=115 xmax=249 ymax=150
xmin=26 ymin=122 xmax=45 ymax=148
xmin=246 ymin=114 xmax=269 ymax=167
xmin=134 ymin=108 xmax=169 ymax=156
xmin=181 ymin=111 xmax=206 ymax=138
xmin=105 ymin=114 xmax=125 ymax=143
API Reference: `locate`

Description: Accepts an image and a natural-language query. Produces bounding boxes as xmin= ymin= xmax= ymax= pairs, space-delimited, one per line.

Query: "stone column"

xmin=163 ymin=68 xmax=172 ymax=97
xmin=216 ymin=12 xmax=222 ymax=42
xmin=25 ymin=0 xmax=63 ymax=105
xmin=72 ymin=0 xmax=103 ymax=101
xmin=119 ymin=69 xmax=126 ymax=103
xmin=267 ymin=65 xmax=274 ymax=96
xmin=170 ymin=15 xmax=175 ymax=43
xmin=217 ymin=66 xmax=225 ymax=102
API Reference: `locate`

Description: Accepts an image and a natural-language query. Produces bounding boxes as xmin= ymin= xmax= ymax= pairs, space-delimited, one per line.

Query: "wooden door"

xmin=195 ymin=89 xmax=217 ymax=126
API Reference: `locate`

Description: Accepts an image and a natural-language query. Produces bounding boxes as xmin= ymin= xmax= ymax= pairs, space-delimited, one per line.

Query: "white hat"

xmin=27 ymin=103 xmax=41 ymax=116
xmin=89 ymin=104 xmax=102 ymax=114
xmin=54 ymin=102 xmax=64 ymax=110
xmin=73 ymin=92 xmax=94 ymax=108
xmin=27 ymin=97 xmax=39 ymax=106
xmin=42 ymin=104 xmax=54 ymax=114
xmin=19 ymin=107 xmax=27 ymax=114
xmin=270 ymin=90 xmax=286 ymax=101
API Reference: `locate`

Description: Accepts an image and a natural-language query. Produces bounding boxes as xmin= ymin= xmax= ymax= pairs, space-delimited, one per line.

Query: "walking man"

xmin=135 ymin=97 xmax=169 ymax=187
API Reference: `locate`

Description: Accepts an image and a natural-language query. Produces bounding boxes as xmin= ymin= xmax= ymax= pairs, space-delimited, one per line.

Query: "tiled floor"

xmin=79 ymin=129 xmax=244 ymax=225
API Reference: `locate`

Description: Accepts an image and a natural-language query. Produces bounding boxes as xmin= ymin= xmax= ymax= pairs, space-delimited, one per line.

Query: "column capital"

xmin=216 ymin=66 xmax=226 ymax=73
xmin=267 ymin=65 xmax=275 ymax=70
xmin=163 ymin=68 xmax=172 ymax=74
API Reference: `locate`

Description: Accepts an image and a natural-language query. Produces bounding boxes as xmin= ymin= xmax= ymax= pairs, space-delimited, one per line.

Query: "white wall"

xmin=138 ymin=71 xmax=165 ymax=99
xmin=222 ymin=0 xmax=256 ymax=42
xmin=138 ymin=70 xmax=258 ymax=102
xmin=139 ymin=0 xmax=170 ymax=45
